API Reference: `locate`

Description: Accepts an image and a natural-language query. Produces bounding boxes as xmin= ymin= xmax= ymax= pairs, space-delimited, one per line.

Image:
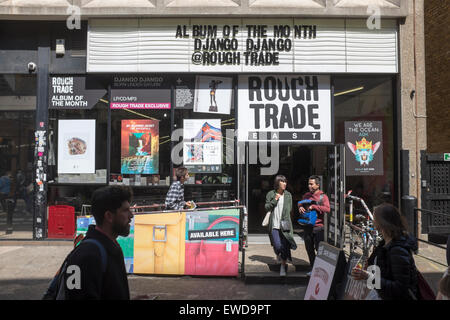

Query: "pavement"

xmin=0 ymin=233 xmax=447 ymax=300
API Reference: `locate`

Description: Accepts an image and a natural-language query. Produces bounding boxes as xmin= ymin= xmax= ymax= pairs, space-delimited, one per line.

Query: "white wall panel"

xmin=345 ymin=19 xmax=398 ymax=73
xmin=87 ymin=19 xmax=139 ymax=72
xmin=294 ymin=19 xmax=346 ymax=73
xmin=242 ymin=18 xmax=293 ymax=73
xmin=87 ymin=18 xmax=398 ymax=74
xmin=139 ymin=18 xmax=190 ymax=72
xmin=189 ymin=18 xmax=243 ymax=73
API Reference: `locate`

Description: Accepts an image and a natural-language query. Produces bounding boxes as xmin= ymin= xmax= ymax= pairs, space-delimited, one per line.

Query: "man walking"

xmin=64 ymin=186 xmax=133 ymax=300
xmin=165 ymin=167 xmax=192 ymax=210
xmin=298 ymin=175 xmax=330 ymax=270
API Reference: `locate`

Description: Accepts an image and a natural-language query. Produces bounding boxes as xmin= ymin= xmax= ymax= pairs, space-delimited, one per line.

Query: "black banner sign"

xmin=49 ymin=76 xmax=106 ymax=110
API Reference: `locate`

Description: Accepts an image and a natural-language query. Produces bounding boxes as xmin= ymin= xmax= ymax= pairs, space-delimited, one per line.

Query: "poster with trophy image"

xmin=193 ymin=76 xmax=232 ymax=115
xmin=57 ymin=119 xmax=96 ymax=174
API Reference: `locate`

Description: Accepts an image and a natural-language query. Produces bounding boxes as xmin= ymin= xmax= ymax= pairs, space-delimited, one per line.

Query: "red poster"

xmin=121 ymin=120 xmax=159 ymax=174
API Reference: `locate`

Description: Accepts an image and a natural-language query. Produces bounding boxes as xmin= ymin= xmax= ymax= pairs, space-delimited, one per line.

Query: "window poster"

xmin=183 ymin=119 xmax=222 ymax=173
xmin=57 ymin=119 xmax=96 ymax=174
xmin=193 ymin=76 xmax=233 ymax=115
xmin=121 ymin=120 xmax=159 ymax=174
xmin=345 ymin=121 xmax=383 ymax=176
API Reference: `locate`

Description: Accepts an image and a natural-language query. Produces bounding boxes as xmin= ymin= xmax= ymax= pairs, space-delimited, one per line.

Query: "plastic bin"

xmin=48 ymin=205 xmax=75 ymax=239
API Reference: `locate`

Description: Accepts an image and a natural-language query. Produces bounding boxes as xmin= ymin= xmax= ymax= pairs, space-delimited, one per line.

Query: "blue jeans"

xmin=271 ymin=229 xmax=291 ymax=261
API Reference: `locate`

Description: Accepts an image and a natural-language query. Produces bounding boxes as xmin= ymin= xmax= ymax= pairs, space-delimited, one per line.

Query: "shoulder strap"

xmin=44 ymin=238 xmax=107 ymax=300
xmin=82 ymin=238 xmax=108 ymax=273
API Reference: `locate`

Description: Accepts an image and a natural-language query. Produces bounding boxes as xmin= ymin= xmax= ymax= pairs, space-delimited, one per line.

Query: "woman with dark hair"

xmin=351 ymin=203 xmax=419 ymax=300
xmin=265 ymin=175 xmax=297 ymax=276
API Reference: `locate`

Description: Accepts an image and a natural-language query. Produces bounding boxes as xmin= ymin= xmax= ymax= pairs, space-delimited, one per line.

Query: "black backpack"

xmin=42 ymin=238 xmax=107 ymax=300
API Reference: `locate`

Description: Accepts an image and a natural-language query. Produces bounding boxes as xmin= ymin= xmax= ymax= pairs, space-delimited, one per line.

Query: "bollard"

xmin=6 ymin=198 xmax=15 ymax=234
xmin=401 ymin=196 xmax=418 ymax=252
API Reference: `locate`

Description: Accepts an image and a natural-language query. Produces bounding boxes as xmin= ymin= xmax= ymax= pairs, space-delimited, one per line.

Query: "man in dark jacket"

xmin=64 ymin=186 xmax=133 ymax=300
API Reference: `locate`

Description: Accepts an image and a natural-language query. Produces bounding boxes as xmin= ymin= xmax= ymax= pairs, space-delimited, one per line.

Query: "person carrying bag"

xmin=264 ymin=175 xmax=297 ymax=277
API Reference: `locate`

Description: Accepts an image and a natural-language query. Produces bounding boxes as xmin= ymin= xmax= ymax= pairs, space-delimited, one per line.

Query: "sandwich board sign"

xmin=304 ymin=242 xmax=346 ymax=300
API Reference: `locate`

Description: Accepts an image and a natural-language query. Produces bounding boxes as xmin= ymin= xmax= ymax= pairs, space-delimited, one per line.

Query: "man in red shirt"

xmin=298 ymin=175 xmax=330 ymax=269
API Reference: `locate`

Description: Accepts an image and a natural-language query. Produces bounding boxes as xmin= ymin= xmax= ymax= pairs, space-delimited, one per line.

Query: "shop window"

xmin=47 ymin=87 xmax=108 ymax=211
xmin=173 ymin=74 xmax=237 ymax=204
xmin=110 ymin=107 xmax=171 ymax=206
xmin=0 ymin=74 xmax=36 ymax=236
xmin=334 ymin=76 xmax=396 ymax=210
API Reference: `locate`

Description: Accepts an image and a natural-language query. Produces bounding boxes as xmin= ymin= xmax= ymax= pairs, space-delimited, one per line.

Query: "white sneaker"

xmin=306 ymin=271 xmax=312 ymax=277
xmin=280 ymin=265 xmax=287 ymax=277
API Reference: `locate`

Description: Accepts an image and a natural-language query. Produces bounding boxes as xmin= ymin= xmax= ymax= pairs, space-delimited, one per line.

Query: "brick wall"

xmin=425 ymin=0 xmax=450 ymax=153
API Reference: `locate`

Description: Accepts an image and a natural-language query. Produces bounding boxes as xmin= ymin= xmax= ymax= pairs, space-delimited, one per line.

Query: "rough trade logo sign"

xmin=238 ymin=75 xmax=332 ymax=143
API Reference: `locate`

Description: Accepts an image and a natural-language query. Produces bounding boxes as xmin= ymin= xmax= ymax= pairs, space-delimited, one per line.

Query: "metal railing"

xmin=414 ymin=208 xmax=449 ymax=250
xmin=131 ymin=199 xmax=241 ymax=212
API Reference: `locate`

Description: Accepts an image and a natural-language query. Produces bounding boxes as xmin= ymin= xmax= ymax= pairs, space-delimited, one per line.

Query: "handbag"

xmin=416 ymin=269 xmax=436 ymax=300
xmin=280 ymin=220 xmax=290 ymax=232
xmin=403 ymin=248 xmax=436 ymax=300
xmin=262 ymin=211 xmax=271 ymax=227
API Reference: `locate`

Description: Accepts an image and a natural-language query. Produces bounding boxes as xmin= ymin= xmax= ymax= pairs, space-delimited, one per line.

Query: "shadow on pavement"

xmin=248 ymin=254 xmax=310 ymax=272
xmin=0 ymin=278 xmax=51 ymax=300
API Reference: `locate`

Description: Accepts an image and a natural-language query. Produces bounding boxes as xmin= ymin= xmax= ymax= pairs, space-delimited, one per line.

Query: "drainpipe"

xmin=412 ymin=0 xmax=427 ymax=235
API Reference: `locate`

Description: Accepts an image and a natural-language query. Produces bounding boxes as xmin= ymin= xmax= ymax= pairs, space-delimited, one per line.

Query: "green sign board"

xmin=445 ymin=153 xmax=450 ymax=161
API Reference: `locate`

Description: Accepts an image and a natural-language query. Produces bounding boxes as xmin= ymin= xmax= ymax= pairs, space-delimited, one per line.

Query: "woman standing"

xmin=351 ymin=204 xmax=419 ymax=300
xmin=265 ymin=175 xmax=297 ymax=276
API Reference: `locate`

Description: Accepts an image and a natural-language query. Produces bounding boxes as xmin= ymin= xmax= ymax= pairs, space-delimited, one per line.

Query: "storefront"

xmin=33 ymin=18 xmax=397 ymax=238
xmin=1 ymin=0 xmax=425 ymax=241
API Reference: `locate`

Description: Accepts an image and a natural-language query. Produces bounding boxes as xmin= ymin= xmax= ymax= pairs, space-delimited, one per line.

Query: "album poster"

xmin=183 ymin=119 xmax=222 ymax=167
xmin=121 ymin=120 xmax=159 ymax=174
xmin=57 ymin=119 xmax=96 ymax=174
xmin=193 ymin=76 xmax=232 ymax=115
xmin=345 ymin=121 xmax=383 ymax=176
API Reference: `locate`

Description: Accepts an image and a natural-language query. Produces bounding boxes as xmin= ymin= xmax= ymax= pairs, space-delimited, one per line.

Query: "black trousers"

xmin=299 ymin=225 xmax=324 ymax=267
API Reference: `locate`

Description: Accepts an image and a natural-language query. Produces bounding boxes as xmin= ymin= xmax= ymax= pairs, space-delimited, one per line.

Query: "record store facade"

xmin=0 ymin=0 xmax=427 ymax=239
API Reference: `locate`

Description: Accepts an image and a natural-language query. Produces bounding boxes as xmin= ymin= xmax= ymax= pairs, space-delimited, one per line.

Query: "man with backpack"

xmin=297 ymin=175 xmax=330 ymax=271
xmin=45 ymin=186 xmax=133 ymax=300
